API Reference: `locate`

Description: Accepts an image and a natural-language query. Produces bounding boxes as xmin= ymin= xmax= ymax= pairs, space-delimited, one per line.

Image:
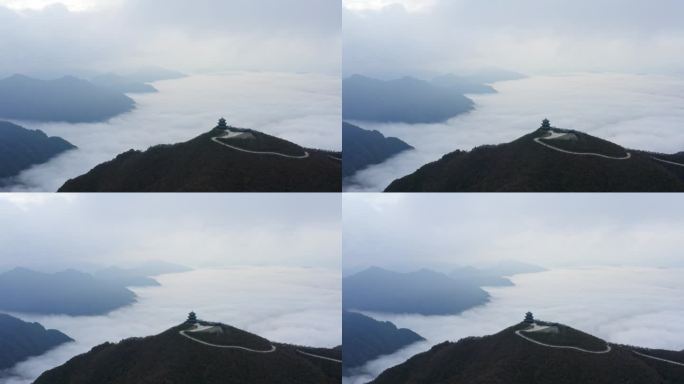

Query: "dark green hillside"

xmin=343 ymin=311 xmax=424 ymax=374
xmin=386 ymin=124 xmax=684 ymax=192
xmin=58 ymin=123 xmax=341 ymax=192
xmin=371 ymin=322 xmax=684 ymax=384
xmin=0 ymin=314 xmax=73 ymax=370
xmin=0 ymin=121 xmax=75 ymax=179
xmin=34 ymin=321 xmax=340 ymax=384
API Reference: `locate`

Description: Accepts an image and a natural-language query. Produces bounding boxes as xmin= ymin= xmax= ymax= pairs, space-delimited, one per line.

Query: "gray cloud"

xmin=344 ymin=267 xmax=684 ymax=383
xmin=345 ymin=73 xmax=684 ymax=191
xmin=343 ymin=193 xmax=684 ymax=272
xmin=3 ymin=267 xmax=341 ymax=384
xmin=343 ymin=0 xmax=684 ymax=77
xmin=0 ymin=193 xmax=341 ymax=270
xmin=1 ymin=72 xmax=340 ymax=192
xmin=0 ymin=0 xmax=340 ymax=76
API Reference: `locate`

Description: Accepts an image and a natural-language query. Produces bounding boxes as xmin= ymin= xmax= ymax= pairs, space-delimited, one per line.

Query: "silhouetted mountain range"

xmin=343 ymin=310 xmax=424 ymax=374
xmin=343 ymin=267 xmax=489 ymax=315
xmin=93 ymin=261 xmax=192 ymax=287
xmin=0 ymin=121 xmax=75 ymax=179
xmin=0 ymin=74 xmax=134 ymax=123
xmin=0 ymin=313 xmax=73 ymax=370
xmin=343 ymin=75 xmax=475 ymax=123
xmin=0 ymin=268 xmax=136 ymax=316
xmin=371 ymin=321 xmax=684 ymax=384
xmin=58 ymin=123 xmax=341 ymax=192
xmin=343 ymin=122 xmax=413 ymax=178
xmin=34 ymin=320 xmax=341 ymax=384
xmin=386 ymin=124 xmax=684 ymax=192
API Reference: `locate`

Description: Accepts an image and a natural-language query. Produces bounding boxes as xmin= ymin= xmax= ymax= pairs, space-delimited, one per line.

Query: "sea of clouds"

xmin=1 ymin=266 xmax=341 ymax=384
xmin=1 ymin=71 xmax=340 ymax=192
xmin=343 ymin=266 xmax=684 ymax=384
xmin=345 ymin=73 xmax=684 ymax=191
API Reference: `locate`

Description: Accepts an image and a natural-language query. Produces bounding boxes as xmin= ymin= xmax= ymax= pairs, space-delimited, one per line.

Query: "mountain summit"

xmin=371 ymin=318 xmax=684 ymax=384
xmin=386 ymin=120 xmax=684 ymax=192
xmin=34 ymin=317 xmax=341 ymax=384
xmin=58 ymin=120 xmax=341 ymax=192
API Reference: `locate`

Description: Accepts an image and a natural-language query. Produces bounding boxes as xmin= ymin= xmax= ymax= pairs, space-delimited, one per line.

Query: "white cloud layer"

xmin=345 ymin=73 xmax=684 ymax=191
xmin=344 ymin=267 xmax=684 ymax=383
xmin=1 ymin=72 xmax=341 ymax=192
xmin=2 ymin=267 xmax=341 ymax=384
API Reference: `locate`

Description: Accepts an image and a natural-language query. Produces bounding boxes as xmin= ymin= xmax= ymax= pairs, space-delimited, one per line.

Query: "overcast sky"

xmin=0 ymin=0 xmax=340 ymax=76
xmin=343 ymin=194 xmax=684 ymax=272
xmin=0 ymin=194 xmax=340 ymax=271
xmin=343 ymin=0 xmax=684 ymax=77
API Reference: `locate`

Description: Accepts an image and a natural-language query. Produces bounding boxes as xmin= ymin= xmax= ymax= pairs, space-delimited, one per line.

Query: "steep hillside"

xmin=0 ymin=121 xmax=75 ymax=179
xmin=34 ymin=320 xmax=340 ymax=384
xmin=342 ymin=121 xmax=413 ymax=178
xmin=343 ymin=310 xmax=424 ymax=374
xmin=372 ymin=321 xmax=684 ymax=384
xmin=58 ymin=123 xmax=341 ymax=192
xmin=0 ymin=313 xmax=73 ymax=370
xmin=386 ymin=123 xmax=684 ymax=192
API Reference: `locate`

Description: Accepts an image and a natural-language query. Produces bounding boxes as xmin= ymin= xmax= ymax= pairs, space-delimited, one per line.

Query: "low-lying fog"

xmin=2 ymin=266 xmax=341 ymax=384
xmin=2 ymin=72 xmax=340 ymax=192
xmin=343 ymin=266 xmax=684 ymax=384
xmin=345 ymin=73 xmax=684 ymax=191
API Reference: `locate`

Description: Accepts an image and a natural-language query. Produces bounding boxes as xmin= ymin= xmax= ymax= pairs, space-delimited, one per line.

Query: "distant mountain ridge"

xmin=0 ymin=74 xmax=135 ymax=123
xmin=386 ymin=123 xmax=684 ymax=192
xmin=58 ymin=123 xmax=341 ymax=192
xmin=343 ymin=75 xmax=475 ymax=124
xmin=34 ymin=320 xmax=341 ymax=384
xmin=0 ymin=313 xmax=73 ymax=370
xmin=370 ymin=320 xmax=684 ymax=384
xmin=343 ymin=267 xmax=490 ymax=315
xmin=0 ymin=268 xmax=136 ymax=316
xmin=0 ymin=121 xmax=75 ymax=179
xmin=343 ymin=311 xmax=424 ymax=374
xmin=342 ymin=121 xmax=413 ymax=178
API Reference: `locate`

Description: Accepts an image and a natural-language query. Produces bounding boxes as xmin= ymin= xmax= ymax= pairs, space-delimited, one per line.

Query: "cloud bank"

xmin=344 ymin=267 xmax=684 ymax=383
xmin=3 ymin=267 xmax=341 ymax=384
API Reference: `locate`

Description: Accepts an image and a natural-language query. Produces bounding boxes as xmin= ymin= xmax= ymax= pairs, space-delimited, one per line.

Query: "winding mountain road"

xmin=179 ymin=325 xmax=276 ymax=353
xmin=515 ymin=324 xmax=612 ymax=354
xmin=296 ymin=349 xmax=342 ymax=363
xmin=651 ymin=156 xmax=684 ymax=167
xmin=534 ymin=131 xmax=631 ymax=160
xmin=632 ymin=350 xmax=684 ymax=367
xmin=211 ymin=131 xmax=310 ymax=159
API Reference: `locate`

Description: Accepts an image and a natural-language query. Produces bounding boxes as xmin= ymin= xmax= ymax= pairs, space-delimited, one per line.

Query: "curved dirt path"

xmin=296 ymin=349 xmax=342 ymax=363
xmin=515 ymin=324 xmax=612 ymax=354
xmin=632 ymin=350 xmax=684 ymax=367
xmin=211 ymin=132 xmax=309 ymax=159
xmin=179 ymin=326 xmax=276 ymax=353
xmin=651 ymin=156 xmax=684 ymax=167
xmin=533 ymin=132 xmax=631 ymax=160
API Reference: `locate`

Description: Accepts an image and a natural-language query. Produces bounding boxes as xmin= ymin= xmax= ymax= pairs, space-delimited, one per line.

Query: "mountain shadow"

xmin=0 ymin=313 xmax=73 ymax=370
xmin=0 ymin=121 xmax=75 ymax=179
xmin=0 ymin=74 xmax=134 ymax=123
xmin=343 ymin=267 xmax=489 ymax=315
xmin=34 ymin=318 xmax=341 ymax=384
xmin=58 ymin=121 xmax=341 ymax=192
xmin=342 ymin=121 xmax=413 ymax=178
xmin=371 ymin=318 xmax=684 ymax=384
xmin=386 ymin=120 xmax=684 ymax=192
xmin=343 ymin=310 xmax=424 ymax=375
